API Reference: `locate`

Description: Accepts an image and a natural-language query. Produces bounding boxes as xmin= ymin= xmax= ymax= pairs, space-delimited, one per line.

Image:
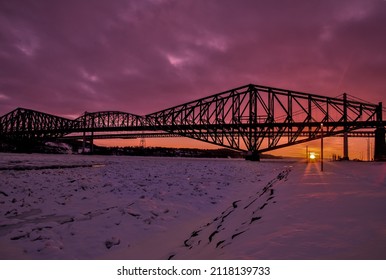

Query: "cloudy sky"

xmin=1 ymin=0 xmax=385 ymax=119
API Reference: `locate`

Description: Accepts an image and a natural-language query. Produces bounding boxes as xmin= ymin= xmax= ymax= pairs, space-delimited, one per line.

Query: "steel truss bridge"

xmin=1 ymin=84 xmax=385 ymax=160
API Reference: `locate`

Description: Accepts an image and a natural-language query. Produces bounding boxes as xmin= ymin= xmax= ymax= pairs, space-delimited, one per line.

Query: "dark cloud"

xmin=1 ymin=0 xmax=385 ymax=117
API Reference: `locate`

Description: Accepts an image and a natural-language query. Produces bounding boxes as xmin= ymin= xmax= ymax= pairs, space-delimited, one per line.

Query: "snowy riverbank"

xmin=0 ymin=153 xmax=385 ymax=259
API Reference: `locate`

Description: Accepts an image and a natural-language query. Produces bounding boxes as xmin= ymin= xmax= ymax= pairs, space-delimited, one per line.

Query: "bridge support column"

xmin=90 ymin=131 xmax=94 ymax=154
xmin=82 ymin=131 xmax=86 ymax=154
xmin=374 ymin=102 xmax=385 ymax=161
xmin=245 ymin=151 xmax=260 ymax=161
xmin=374 ymin=127 xmax=386 ymax=161
xmin=342 ymin=93 xmax=349 ymax=160
xmin=342 ymin=132 xmax=349 ymax=160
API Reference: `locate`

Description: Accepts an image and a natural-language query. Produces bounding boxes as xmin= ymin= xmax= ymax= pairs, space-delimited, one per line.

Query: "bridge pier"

xmin=374 ymin=126 xmax=386 ymax=161
xmin=81 ymin=132 xmax=94 ymax=154
xmin=82 ymin=131 xmax=86 ymax=153
xmin=374 ymin=102 xmax=385 ymax=161
xmin=245 ymin=151 xmax=260 ymax=161
xmin=342 ymin=132 xmax=349 ymax=160
xmin=90 ymin=131 xmax=94 ymax=154
xmin=342 ymin=93 xmax=349 ymax=160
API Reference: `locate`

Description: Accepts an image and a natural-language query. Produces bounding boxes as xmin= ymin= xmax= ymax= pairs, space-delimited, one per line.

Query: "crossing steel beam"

xmin=74 ymin=111 xmax=147 ymax=132
xmin=0 ymin=107 xmax=77 ymax=140
xmin=1 ymin=84 xmax=384 ymax=158
xmin=145 ymin=84 xmax=382 ymax=153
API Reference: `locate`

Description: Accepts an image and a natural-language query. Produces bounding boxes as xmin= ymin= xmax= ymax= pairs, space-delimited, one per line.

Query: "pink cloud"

xmin=0 ymin=0 xmax=385 ymax=117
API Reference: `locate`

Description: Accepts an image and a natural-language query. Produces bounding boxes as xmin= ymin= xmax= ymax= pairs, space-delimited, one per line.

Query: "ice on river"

xmin=0 ymin=153 xmax=385 ymax=259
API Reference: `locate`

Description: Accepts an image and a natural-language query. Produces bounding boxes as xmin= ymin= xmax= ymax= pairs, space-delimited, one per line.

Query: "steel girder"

xmin=0 ymin=108 xmax=77 ymax=140
xmin=146 ymin=84 xmax=382 ymax=152
xmin=60 ymin=130 xmax=377 ymax=141
xmin=74 ymin=111 xmax=147 ymax=132
xmin=1 ymin=84 xmax=383 ymax=153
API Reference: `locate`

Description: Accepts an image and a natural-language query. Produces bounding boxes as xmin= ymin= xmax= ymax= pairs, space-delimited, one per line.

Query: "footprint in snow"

xmin=105 ymin=237 xmax=120 ymax=249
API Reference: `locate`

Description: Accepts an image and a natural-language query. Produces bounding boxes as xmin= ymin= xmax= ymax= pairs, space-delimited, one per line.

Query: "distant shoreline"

xmin=0 ymin=140 xmax=284 ymax=159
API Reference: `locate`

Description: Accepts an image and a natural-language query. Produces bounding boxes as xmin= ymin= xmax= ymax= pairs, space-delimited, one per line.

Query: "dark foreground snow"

xmin=0 ymin=153 xmax=385 ymax=259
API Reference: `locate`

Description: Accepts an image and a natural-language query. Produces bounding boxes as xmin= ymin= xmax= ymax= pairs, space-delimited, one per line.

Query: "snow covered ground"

xmin=0 ymin=153 xmax=385 ymax=260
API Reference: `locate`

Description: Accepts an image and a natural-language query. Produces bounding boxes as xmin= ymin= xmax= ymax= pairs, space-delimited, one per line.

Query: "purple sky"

xmin=1 ymin=0 xmax=385 ymax=119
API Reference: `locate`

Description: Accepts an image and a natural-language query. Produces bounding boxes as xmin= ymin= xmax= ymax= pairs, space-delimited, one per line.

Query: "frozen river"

xmin=0 ymin=153 xmax=385 ymax=259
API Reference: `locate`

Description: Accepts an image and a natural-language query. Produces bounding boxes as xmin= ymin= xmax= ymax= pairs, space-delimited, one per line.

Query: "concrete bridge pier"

xmin=82 ymin=131 xmax=86 ymax=153
xmin=245 ymin=151 xmax=260 ymax=161
xmin=374 ymin=102 xmax=385 ymax=161
xmin=342 ymin=93 xmax=349 ymax=160
xmin=374 ymin=126 xmax=386 ymax=161
xmin=81 ymin=131 xmax=94 ymax=154
xmin=342 ymin=132 xmax=349 ymax=160
xmin=90 ymin=131 xmax=94 ymax=154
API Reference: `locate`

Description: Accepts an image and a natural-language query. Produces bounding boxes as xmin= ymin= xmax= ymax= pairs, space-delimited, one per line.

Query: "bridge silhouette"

xmin=1 ymin=84 xmax=385 ymax=160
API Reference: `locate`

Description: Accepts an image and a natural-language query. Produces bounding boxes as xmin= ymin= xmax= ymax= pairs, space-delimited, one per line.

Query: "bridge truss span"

xmin=75 ymin=111 xmax=147 ymax=132
xmin=146 ymin=84 xmax=382 ymax=153
xmin=1 ymin=83 xmax=385 ymax=160
xmin=0 ymin=107 xmax=77 ymax=139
